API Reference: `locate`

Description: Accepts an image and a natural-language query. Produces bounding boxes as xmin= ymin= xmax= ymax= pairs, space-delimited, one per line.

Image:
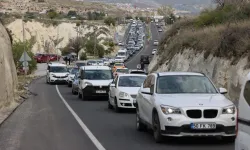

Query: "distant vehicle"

xmin=78 ymin=66 xmax=113 ymax=100
xmin=75 ymin=60 xmax=87 ymax=68
xmin=112 ymin=63 xmax=125 ymax=72
xmin=140 ymin=55 xmax=150 ymax=64
xmin=118 ymin=42 xmax=124 ymax=46
xmin=129 ymin=69 xmax=147 ymax=75
xmin=158 ymin=28 xmax=163 ymax=32
xmin=67 ymin=67 xmax=79 ymax=87
xmin=71 ymin=72 xmax=80 ymax=95
xmin=117 ymin=49 xmax=128 ymax=61
xmin=87 ymin=60 xmax=98 ymax=66
xmin=135 ymin=45 xmax=141 ymax=51
xmin=35 ymin=54 xmax=50 ymax=63
xmin=153 ymin=40 xmax=159 ymax=46
xmin=97 ymin=60 xmax=104 ymax=66
xmin=235 ymin=72 xmax=250 ymax=150
xmin=114 ymin=56 xmax=124 ymax=63
xmin=152 ymin=49 xmax=157 ymax=55
xmin=113 ymin=68 xmax=129 ymax=77
xmin=46 ymin=63 xmax=69 ymax=84
xmin=108 ymin=74 xmax=147 ymax=112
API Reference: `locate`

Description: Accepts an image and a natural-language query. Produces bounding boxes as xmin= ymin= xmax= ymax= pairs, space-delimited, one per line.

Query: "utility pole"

xmin=22 ymin=15 xmax=27 ymax=76
xmin=94 ymin=29 xmax=97 ymax=57
xmin=56 ymin=26 xmax=59 ymax=61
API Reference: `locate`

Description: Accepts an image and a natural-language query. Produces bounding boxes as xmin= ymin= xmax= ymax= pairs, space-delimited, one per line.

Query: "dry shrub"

xmin=157 ymin=20 xmax=250 ymax=67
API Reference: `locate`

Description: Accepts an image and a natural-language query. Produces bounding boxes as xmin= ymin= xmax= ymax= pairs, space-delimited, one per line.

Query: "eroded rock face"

xmin=0 ymin=23 xmax=17 ymax=108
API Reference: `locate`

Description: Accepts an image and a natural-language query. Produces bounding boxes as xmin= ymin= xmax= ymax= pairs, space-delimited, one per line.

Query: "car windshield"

xmin=130 ymin=71 xmax=145 ymax=74
xmin=118 ymin=76 xmax=146 ymax=87
xmin=156 ymin=75 xmax=218 ymax=94
xmin=97 ymin=60 xmax=103 ymax=63
xmin=116 ymin=69 xmax=129 ymax=73
xmin=116 ymin=57 xmax=122 ymax=59
xmin=88 ymin=61 xmax=96 ymax=64
xmin=76 ymin=63 xmax=85 ymax=67
xmin=84 ymin=70 xmax=112 ymax=80
xmin=114 ymin=63 xmax=124 ymax=67
xmin=70 ymin=68 xmax=79 ymax=74
xmin=49 ymin=66 xmax=68 ymax=73
xmin=118 ymin=52 xmax=126 ymax=56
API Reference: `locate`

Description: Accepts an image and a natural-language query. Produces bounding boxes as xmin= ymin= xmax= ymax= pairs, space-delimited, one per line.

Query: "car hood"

xmin=85 ymin=80 xmax=113 ymax=86
xmin=155 ymin=94 xmax=233 ymax=107
xmin=118 ymin=87 xmax=140 ymax=95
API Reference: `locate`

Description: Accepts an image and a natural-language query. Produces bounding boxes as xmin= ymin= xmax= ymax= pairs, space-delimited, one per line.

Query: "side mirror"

xmin=110 ymin=83 xmax=115 ymax=87
xmin=141 ymin=88 xmax=152 ymax=95
xmin=219 ymin=87 xmax=227 ymax=94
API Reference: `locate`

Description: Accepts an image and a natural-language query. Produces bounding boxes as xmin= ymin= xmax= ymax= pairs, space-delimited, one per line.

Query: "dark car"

xmin=140 ymin=55 xmax=150 ymax=64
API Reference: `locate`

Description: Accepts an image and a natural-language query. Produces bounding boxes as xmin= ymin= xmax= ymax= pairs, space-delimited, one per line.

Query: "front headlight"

xmin=119 ymin=92 xmax=130 ymax=98
xmin=85 ymin=82 xmax=93 ymax=86
xmin=160 ymin=105 xmax=181 ymax=115
xmin=222 ymin=105 xmax=236 ymax=114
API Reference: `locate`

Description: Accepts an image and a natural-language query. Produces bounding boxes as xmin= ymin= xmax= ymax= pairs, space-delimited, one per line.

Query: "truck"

xmin=235 ymin=72 xmax=250 ymax=149
xmin=117 ymin=49 xmax=128 ymax=61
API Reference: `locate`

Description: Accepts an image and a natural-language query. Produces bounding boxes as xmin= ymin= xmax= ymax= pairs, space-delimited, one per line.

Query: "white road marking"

xmin=55 ymin=85 xmax=106 ymax=150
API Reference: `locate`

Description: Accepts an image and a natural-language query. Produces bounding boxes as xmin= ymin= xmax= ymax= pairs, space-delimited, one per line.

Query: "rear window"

xmin=243 ymin=81 xmax=250 ymax=106
xmin=130 ymin=71 xmax=145 ymax=74
xmin=114 ymin=63 xmax=123 ymax=66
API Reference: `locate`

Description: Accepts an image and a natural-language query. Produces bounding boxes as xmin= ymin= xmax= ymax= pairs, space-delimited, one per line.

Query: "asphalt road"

xmin=0 ymin=23 xmax=234 ymax=150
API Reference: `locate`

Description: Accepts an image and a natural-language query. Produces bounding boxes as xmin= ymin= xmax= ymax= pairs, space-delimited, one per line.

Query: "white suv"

xmin=134 ymin=72 xmax=237 ymax=143
xmin=78 ymin=66 xmax=113 ymax=100
xmin=46 ymin=63 xmax=69 ymax=84
xmin=235 ymin=72 xmax=250 ymax=150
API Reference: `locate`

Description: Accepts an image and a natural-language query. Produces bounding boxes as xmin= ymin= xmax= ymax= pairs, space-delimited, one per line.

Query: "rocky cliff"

xmin=0 ymin=22 xmax=18 ymax=108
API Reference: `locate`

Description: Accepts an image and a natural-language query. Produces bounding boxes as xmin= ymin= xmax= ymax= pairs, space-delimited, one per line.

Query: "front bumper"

xmin=82 ymin=85 xmax=109 ymax=98
xmin=117 ymin=98 xmax=136 ymax=109
xmin=50 ymin=76 xmax=68 ymax=83
xmin=158 ymin=109 xmax=237 ymax=137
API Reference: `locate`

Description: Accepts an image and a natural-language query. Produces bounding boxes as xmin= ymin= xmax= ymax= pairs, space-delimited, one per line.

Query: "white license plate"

xmin=191 ymin=123 xmax=216 ymax=129
xmin=96 ymin=90 xmax=106 ymax=93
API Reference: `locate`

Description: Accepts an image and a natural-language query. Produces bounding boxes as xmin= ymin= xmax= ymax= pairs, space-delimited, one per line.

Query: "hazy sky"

xmin=155 ymin=0 xmax=212 ymax=5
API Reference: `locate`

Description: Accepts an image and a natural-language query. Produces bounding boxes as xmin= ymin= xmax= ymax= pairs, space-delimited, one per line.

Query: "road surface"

xmin=0 ymin=23 xmax=234 ymax=150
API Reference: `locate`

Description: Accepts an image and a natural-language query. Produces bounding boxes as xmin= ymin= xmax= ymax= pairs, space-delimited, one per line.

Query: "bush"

xmin=104 ymin=17 xmax=116 ymax=26
xmin=80 ymin=52 xmax=87 ymax=60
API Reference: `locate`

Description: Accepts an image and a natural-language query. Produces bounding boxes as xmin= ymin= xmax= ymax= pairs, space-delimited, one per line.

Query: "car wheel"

xmin=46 ymin=77 xmax=49 ymax=84
xmin=68 ymin=82 xmax=71 ymax=87
xmin=136 ymin=109 xmax=147 ymax=131
xmin=81 ymin=90 xmax=86 ymax=101
xmin=108 ymin=95 xmax=113 ymax=109
xmin=78 ymin=89 xmax=82 ymax=99
xmin=222 ymin=136 xmax=236 ymax=143
xmin=114 ymin=98 xmax=121 ymax=113
xmin=72 ymin=88 xmax=77 ymax=95
xmin=153 ymin=112 xmax=163 ymax=143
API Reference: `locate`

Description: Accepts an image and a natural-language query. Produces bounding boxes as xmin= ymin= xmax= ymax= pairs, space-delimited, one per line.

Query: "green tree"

xmin=67 ymin=37 xmax=85 ymax=58
xmin=12 ymin=38 xmax=37 ymax=73
xmin=47 ymin=10 xmax=58 ymax=19
xmin=104 ymin=16 xmax=116 ymax=26
xmin=157 ymin=5 xmax=174 ymax=17
xmin=125 ymin=16 xmax=133 ymax=20
xmin=80 ymin=52 xmax=87 ymax=60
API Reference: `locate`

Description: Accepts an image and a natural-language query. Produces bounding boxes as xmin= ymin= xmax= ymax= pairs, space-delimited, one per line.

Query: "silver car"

xmin=71 ymin=72 xmax=80 ymax=95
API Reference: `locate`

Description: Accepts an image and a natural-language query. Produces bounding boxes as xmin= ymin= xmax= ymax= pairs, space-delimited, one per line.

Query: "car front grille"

xmin=186 ymin=110 xmax=202 ymax=119
xmin=204 ymin=109 xmax=218 ymax=118
xmin=186 ymin=109 xmax=218 ymax=119
xmin=54 ymin=75 xmax=68 ymax=78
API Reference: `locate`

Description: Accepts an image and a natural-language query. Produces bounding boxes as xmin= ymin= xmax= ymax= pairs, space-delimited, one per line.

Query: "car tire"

xmin=136 ymin=109 xmax=147 ymax=131
xmin=72 ymin=88 xmax=77 ymax=95
xmin=68 ymin=82 xmax=71 ymax=87
xmin=222 ymin=136 xmax=236 ymax=143
xmin=78 ymin=89 xmax=82 ymax=99
xmin=153 ymin=112 xmax=163 ymax=143
xmin=81 ymin=90 xmax=86 ymax=101
xmin=114 ymin=98 xmax=121 ymax=113
xmin=108 ymin=95 xmax=113 ymax=109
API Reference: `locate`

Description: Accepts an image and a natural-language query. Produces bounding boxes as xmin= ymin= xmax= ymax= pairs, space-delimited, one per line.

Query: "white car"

xmin=108 ymin=74 xmax=147 ymax=112
xmin=152 ymin=49 xmax=157 ymax=55
xmin=97 ymin=60 xmax=104 ymax=66
xmin=78 ymin=66 xmax=113 ymax=100
xmin=235 ymin=72 xmax=250 ymax=150
xmin=118 ymin=42 xmax=124 ymax=46
xmin=158 ymin=29 xmax=163 ymax=32
xmin=134 ymin=72 xmax=237 ymax=143
xmin=153 ymin=40 xmax=159 ymax=46
xmin=114 ymin=56 xmax=124 ymax=63
xmin=67 ymin=67 xmax=79 ymax=87
xmin=46 ymin=63 xmax=69 ymax=84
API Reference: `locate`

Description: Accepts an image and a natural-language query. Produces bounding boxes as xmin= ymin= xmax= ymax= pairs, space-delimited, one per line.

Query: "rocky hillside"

xmin=149 ymin=3 xmax=250 ymax=101
xmin=6 ymin=19 xmax=126 ymax=54
xmin=0 ymin=22 xmax=18 ymax=109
